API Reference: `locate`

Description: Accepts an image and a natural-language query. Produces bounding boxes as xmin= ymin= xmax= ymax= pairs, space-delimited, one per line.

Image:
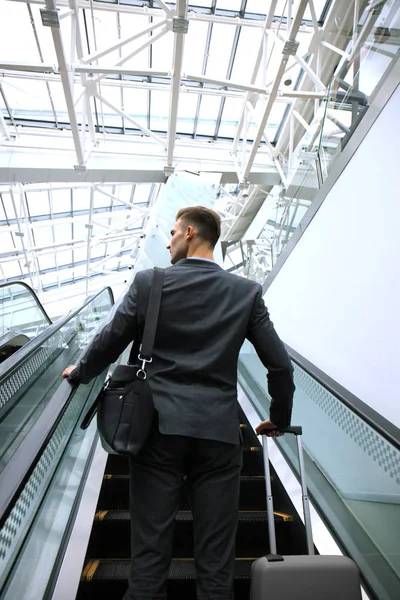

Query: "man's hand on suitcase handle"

xmin=255 ymin=419 xmax=285 ymax=437
xmin=255 ymin=422 xmax=303 ymax=437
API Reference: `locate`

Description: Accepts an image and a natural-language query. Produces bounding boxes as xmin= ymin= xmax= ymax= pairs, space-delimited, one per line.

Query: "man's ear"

xmin=186 ymin=225 xmax=195 ymax=240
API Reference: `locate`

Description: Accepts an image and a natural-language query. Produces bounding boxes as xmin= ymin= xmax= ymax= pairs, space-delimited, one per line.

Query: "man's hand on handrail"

xmin=62 ymin=365 xmax=77 ymax=379
xmin=255 ymin=419 xmax=285 ymax=438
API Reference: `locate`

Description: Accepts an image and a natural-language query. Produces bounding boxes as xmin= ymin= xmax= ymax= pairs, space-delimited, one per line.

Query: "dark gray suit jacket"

xmin=70 ymin=258 xmax=294 ymax=445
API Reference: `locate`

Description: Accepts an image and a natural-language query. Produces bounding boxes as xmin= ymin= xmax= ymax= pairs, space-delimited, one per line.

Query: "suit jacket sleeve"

xmin=67 ymin=275 xmax=140 ymax=385
xmin=246 ymin=284 xmax=294 ymax=429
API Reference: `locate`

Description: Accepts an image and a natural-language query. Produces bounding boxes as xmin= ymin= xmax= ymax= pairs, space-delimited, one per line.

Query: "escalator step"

xmin=77 ymin=558 xmax=253 ymax=600
xmin=98 ymin=475 xmax=269 ymax=511
xmin=105 ymin=446 xmax=263 ymax=476
xmin=81 ymin=557 xmax=254 ymax=581
xmin=88 ymin=510 xmax=295 ymax=558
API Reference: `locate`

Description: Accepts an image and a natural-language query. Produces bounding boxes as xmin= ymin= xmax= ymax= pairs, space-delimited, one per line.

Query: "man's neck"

xmin=187 ymin=248 xmax=214 ymax=261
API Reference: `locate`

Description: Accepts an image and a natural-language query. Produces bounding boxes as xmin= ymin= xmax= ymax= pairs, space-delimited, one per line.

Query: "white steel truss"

xmin=0 ymin=0 xmax=399 ymax=302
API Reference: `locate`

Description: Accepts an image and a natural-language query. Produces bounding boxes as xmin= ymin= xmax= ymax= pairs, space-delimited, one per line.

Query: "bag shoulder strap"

xmin=128 ymin=267 xmax=165 ymax=364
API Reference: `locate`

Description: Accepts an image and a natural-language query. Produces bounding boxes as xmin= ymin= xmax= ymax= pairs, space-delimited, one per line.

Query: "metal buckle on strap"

xmin=136 ymin=353 xmax=152 ymax=380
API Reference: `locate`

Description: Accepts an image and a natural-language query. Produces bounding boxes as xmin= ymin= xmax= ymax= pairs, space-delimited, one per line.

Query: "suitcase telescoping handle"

xmin=262 ymin=426 xmax=314 ymax=557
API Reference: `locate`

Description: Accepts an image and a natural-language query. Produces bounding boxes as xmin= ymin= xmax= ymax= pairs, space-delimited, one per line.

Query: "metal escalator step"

xmin=99 ymin=474 xmax=269 ymax=511
xmin=81 ymin=558 xmax=254 ymax=582
xmin=105 ymin=445 xmax=262 ymax=476
xmin=94 ymin=509 xmax=292 ymax=523
xmin=88 ymin=510 xmax=296 ymax=559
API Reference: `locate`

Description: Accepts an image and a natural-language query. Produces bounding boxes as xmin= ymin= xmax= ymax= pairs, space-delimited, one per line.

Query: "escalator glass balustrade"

xmin=0 ymin=287 xmax=113 ymax=474
xmin=240 ymin=341 xmax=400 ymax=600
xmin=0 ymin=287 xmax=115 ymax=598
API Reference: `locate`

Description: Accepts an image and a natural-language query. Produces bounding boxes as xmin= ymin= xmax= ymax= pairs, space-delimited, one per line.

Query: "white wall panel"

xmin=265 ymin=84 xmax=400 ymax=428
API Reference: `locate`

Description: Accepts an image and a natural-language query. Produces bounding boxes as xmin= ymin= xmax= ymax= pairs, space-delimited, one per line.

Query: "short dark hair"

xmin=176 ymin=206 xmax=221 ymax=248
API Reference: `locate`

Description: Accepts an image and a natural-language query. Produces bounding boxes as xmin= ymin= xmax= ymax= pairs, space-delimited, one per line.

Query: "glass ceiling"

xmin=0 ymin=0 xmax=399 ymax=314
xmin=0 ymin=0 xmax=327 ymax=142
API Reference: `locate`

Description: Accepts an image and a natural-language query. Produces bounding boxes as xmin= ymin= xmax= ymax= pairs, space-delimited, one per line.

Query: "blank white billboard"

xmin=265 ymin=84 xmax=400 ymax=429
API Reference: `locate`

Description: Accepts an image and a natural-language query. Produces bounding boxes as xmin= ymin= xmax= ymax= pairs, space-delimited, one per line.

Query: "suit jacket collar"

xmin=174 ymin=258 xmax=222 ymax=270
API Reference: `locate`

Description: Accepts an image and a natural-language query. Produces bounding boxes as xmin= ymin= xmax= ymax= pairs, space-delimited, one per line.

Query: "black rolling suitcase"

xmin=250 ymin=426 xmax=362 ymax=600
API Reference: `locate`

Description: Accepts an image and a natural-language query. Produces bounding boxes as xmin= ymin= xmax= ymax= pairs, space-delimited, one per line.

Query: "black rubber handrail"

xmin=0 ymin=280 xmax=52 ymax=325
xmin=286 ymin=343 xmax=400 ymax=451
xmin=0 ymin=286 xmax=114 ymax=382
xmin=0 ymin=288 xmax=115 ymax=524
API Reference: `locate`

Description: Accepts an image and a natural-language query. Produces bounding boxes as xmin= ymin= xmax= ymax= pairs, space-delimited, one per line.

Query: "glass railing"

xmin=0 ymin=282 xmax=52 ymax=340
xmin=0 ymin=371 xmax=107 ymax=597
xmin=0 ymin=287 xmax=114 ymax=476
xmin=239 ymin=341 xmax=400 ymax=600
xmin=0 ymin=288 xmax=116 ymax=597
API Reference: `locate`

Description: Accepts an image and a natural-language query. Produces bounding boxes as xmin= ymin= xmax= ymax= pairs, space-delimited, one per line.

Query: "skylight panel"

xmin=122 ymin=89 xmax=148 ymax=129
xmin=151 ymin=29 xmax=174 ymax=72
xmin=218 ymin=97 xmax=243 ymax=138
xmin=53 ymin=223 xmax=73 ymax=245
xmin=91 ymin=244 xmax=106 ymax=259
xmin=206 ymin=24 xmax=238 ymax=80
xmin=2 ymin=79 xmax=54 ymax=122
xmin=217 ymin=0 xmax=243 ymax=11
xmin=182 ymin=20 xmax=209 ymax=75
xmin=244 ymin=0 xmax=270 ymax=15
xmin=133 ymin=183 xmax=153 ymax=203
xmin=0 ymin=3 xmax=34 ymax=62
xmin=56 ymin=250 xmax=73 ymax=267
xmin=98 ymin=86 xmax=125 ymax=127
xmin=26 ymin=191 xmax=50 ymax=217
xmin=177 ymin=94 xmax=198 ymax=134
xmin=116 ymin=184 xmax=134 ymax=204
xmin=189 ymin=1 xmax=213 ymax=8
xmin=33 ymin=226 xmax=54 ymax=250
xmin=0 ymin=231 xmax=13 ymax=254
xmin=37 ymin=255 xmax=56 ymax=271
xmin=73 ymin=187 xmax=89 ymax=212
xmin=195 ymin=95 xmax=221 ymax=136
xmin=150 ymin=90 xmax=170 ymax=131
xmin=73 ymin=247 xmax=88 ymax=262
xmin=1 ymin=260 xmax=23 ymax=280
xmin=230 ymin=26 xmax=263 ymax=83
xmin=0 ymin=200 xmax=7 ymax=222
xmin=1 ymin=194 xmax=15 ymax=223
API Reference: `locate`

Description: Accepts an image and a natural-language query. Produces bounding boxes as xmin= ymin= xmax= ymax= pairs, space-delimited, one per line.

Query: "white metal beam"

xmin=92 ymin=26 xmax=169 ymax=85
xmin=10 ymin=0 xmax=311 ymax=29
xmin=166 ymin=0 xmax=188 ymax=168
xmin=95 ymin=93 xmax=167 ymax=148
xmin=242 ymin=0 xmax=309 ymax=182
xmin=80 ymin=19 xmax=167 ymax=65
xmin=44 ymin=0 xmax=85 ymax=166
xmin=0 ymin=113 xmax=11 ymax=141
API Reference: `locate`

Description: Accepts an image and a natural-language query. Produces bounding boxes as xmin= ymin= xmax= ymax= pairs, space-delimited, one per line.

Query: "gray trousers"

xmin=123 ymin=426 xmax=243 ymax=600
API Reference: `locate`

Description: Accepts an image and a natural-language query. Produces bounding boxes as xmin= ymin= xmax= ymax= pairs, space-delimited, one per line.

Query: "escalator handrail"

xmin=0 ymin=288 xmax=115 ymax=524
xmin=0 ymin=286 xmax=115 ymax=383
xmin=0 ymin=380 xmax=77 ymax=524
xmin=285 ymin=343 xmax=400 ymax=451
xmin=0 ymin=280 xmax=53 ymax=325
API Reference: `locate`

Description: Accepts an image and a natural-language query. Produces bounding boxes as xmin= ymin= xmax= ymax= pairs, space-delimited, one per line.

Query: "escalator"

xmin=76 ymin=408 xmax=307 ymax=600
xmin=0 ymin=283 xmax=114 ymax=477
xmin=0 ymin=297 xmax=399 ymax=600
xmin=0 ymin=281 xmax=53 ymax=361
xmin=0 ymin=332 xmax=30 ymax=363
xmin=0 ymin=284 xmax=115 ymax=599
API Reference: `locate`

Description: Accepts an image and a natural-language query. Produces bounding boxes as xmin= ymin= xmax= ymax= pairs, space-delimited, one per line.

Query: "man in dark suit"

xmin=62 ymin=205 xmax=294 ymax=600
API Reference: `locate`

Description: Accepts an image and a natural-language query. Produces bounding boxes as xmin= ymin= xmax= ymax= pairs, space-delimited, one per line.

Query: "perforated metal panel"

xmin=0 ymin=346 xmax=54 ymax=410
xmin=293 ymin=365 xmax=400 ymax=485
xmin=0 ymin=390 xmax=83 ymax=582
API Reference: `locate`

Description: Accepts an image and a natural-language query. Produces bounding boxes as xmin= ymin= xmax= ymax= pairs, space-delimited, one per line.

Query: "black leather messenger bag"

xmin=81 ymin=267 xmax=165 ymax=456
